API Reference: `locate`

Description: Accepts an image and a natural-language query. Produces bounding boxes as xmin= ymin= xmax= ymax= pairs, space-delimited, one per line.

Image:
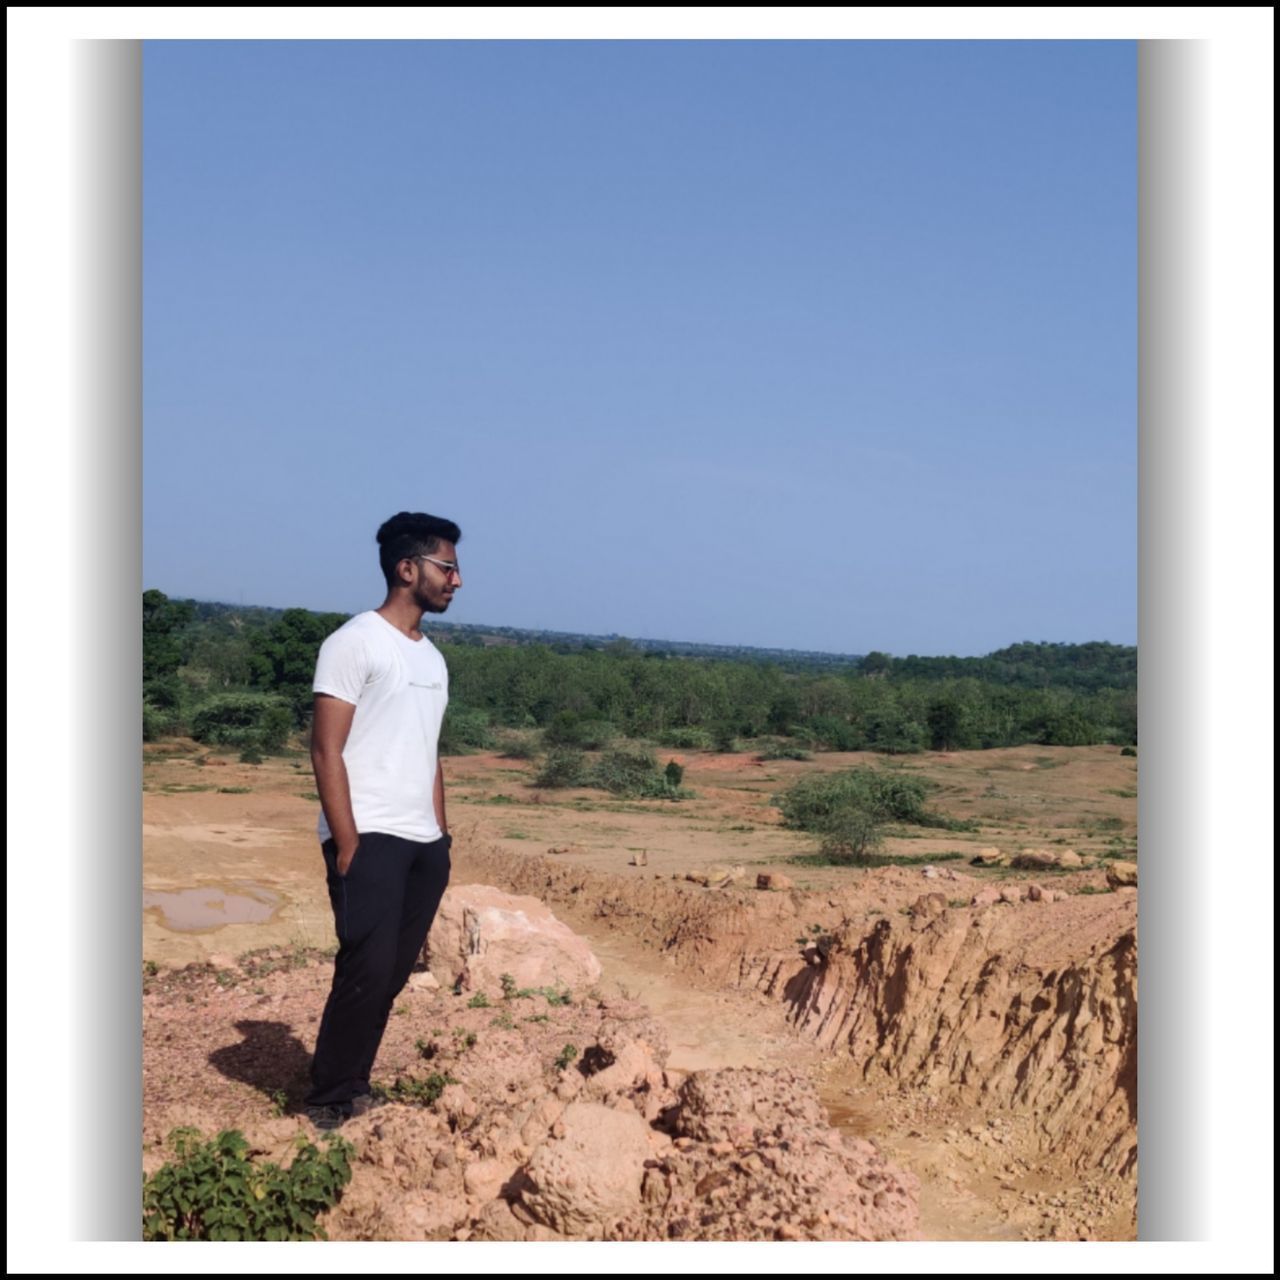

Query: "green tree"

xmin=143 ymin=590 xmax=195 ymax=682
xmin=247 ymin=608 xmax=349 ymax=725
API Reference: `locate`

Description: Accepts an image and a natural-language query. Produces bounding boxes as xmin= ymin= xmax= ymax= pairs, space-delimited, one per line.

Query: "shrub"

xmin=142 ymin=1127 xmax=353 ymax=1241
xmin=191 ymin=694 xmax=294 ymax=753
xmin=544 ymin=711 xmax=617 ymax=750
xmin=143 ymin=702 xmax=179 ymax=743
xmin=758 ymin=741 xmax=813 ymax=762
xmin=1120 ymin=746 xmax=1137 ymax=757
xmin=589 ymin=747 xmax=661 ymax=797
xmin=497 ymin=730 xmax=541 ymax=760
xmin=534 ymin=747 xmax=588 ymax=788
xmin=777 ymin=769 xmax=932 ymax=831
xmin=438 ymin=705 xmax=495 ymax=755
xmin=656 ymin=727 xmax=714 ymax=750
xmin=663 ymin=759 xmax=685 ymax=789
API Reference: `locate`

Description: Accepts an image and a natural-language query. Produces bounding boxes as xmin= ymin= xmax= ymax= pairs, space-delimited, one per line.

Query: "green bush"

xmin=758 ymin=741 xmax=813 ymax=762
xmin=142 ymin=1127 xmax=353 ymax=1241
xmin=544 ymin=711 xmax=616 ymax=750
xmin=534 ymin=747 xmax=588 ymax=788
xmin=656 ymin=727 xmax=714 ymax=750
xmin=497 ymin=730 xmax=541 ymax=760
xmin=777 ymin=769 xmax=933 ymax=831
xmin=143 ymin=703 xmax=179 ymax=743
xmin=589 ymin=746 xmax=661 ymax=797
xmin=816 ymin=806 xmax=885 ymax=864
xmin=1120 ymin=746 xmax=1137 ymax=757
xmin=439 ymin=705 xmax=495 ymax=755
xmin=191 ymin=693 xmax=294 ymax=753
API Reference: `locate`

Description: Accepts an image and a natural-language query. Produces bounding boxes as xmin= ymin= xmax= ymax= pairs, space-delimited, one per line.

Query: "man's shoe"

xmin=306 ymin=1104 xmax=348 ymax=1131
xmin=349 ymin=1092 xmax=386 ymax=1118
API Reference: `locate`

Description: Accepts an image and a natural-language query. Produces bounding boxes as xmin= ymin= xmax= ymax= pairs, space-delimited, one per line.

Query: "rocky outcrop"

xmin=425 ymin=884 xmax=602 ymax=996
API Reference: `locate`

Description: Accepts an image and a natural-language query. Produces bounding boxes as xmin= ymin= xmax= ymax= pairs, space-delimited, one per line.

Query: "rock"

xmin=629 ymin=850 xmax=648 ymax=867
xmin=1012 ymin=848 xmax=1064 ymax=870
xmin=547 ymin=845 xmax=585 ymax=856
xmin=464 ymin=1157 xmax=517 ymax=1202
xmin=424 ymin=885 xmax=601 ymax=996
xmin=756 ymin=872 xmax=794 ymax=891
xmin=1106 ymin=861 xmax=1138 ymax=889
xmin=909 ymin=893 xmax=948 ymax=920
xmin=970 ymin=847 xmax=1006 ymax=866
xmin=706 ymin=863 xmax=746 ymax=888
xmin=970 ymin=887 xmax=1003 ymax=908
xmin=1056 ymin=850 xmax=1084 ymax=869
xmin=516 ymin=1102 xmax=652 ymax=1235
xmin=685 ymin=873 xmax=711 ymax=888
xmin=406 ymin=970 xmax=440 ymax=992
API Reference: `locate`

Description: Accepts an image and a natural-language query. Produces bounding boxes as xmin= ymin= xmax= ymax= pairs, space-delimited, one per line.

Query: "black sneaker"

xmin=306 ymin=1104 xmax=349 ymax=1131
xmin=349 ymin=1093 xmax=385 ymax=1118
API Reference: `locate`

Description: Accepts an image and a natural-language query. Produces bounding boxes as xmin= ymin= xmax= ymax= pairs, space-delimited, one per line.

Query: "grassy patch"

xmin=217 ymin=786 xmax=252 ymax=794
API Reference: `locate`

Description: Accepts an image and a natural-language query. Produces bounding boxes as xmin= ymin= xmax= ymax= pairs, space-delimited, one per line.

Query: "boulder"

xmin=515 ymin=1102 xmax=653 ymax=1235
xmin=969 ymin=847 xmax=1006 ymax=867
xmin=424 ymin=885 xmax=601 ymax=996
xmin=1106 ymin=860 xmax=1138 ymax=889
xmin=1012 ymin=848 xmax=1065 ymax=870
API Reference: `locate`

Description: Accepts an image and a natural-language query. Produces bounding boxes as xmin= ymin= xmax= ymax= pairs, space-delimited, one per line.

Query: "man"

xmin=304 ymin=510 xmax=463 ymax=1130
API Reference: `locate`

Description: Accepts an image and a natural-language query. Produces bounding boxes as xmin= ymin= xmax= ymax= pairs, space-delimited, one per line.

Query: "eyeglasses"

xmin=415 ymin=554 xmax=462 ymax=579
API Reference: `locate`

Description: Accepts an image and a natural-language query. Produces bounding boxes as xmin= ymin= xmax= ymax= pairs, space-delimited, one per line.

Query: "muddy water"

xmin=143 ymin=883 xmax=283 ymax=932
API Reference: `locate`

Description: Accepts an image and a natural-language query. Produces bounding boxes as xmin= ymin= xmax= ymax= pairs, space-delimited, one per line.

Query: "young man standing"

xmin=304 ymin=510 xmax=463 ymax=1129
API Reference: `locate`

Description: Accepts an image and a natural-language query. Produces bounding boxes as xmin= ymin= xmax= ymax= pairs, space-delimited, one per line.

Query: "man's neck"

xmin=376 ymin=596 xmax=425 ymax=639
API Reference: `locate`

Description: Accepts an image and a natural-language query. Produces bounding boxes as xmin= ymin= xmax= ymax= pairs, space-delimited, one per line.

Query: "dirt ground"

xmin=142 ymin=739 xmax=1138 ymax=1240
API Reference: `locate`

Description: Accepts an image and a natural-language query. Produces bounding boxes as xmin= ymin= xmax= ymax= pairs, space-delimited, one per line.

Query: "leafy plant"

xmin=142 ymin=1127 xmax=353 ymax=1241
xmin=534 ymin=747 xmax=588 ymax=788
xmin=385 ymin=1072 xmax=457 ymax=1105
xmin=554 ymin=1044 xmax=579 ymax=1071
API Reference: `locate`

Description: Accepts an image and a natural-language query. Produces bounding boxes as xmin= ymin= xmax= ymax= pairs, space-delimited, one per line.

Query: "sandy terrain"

xmin=142 ymin=740 xmax=1137 ymax=1240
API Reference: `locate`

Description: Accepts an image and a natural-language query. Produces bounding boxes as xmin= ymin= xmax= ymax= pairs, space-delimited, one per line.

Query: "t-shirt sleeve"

xmin=313 ymin=627 xmax=370 ymax=706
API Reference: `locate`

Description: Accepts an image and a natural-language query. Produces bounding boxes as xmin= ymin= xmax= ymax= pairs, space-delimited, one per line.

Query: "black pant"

xmin=306 ymin=830 xmax=451 ymax=1108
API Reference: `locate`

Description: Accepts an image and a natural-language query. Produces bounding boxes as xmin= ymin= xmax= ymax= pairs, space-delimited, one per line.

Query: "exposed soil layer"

xmin=143 ymin=742 xmax=1137 ymax=1240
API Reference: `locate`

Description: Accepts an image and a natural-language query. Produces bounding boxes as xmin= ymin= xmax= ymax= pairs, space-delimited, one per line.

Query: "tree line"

xmin=142 ymin=591 xmax=1137 ymax=758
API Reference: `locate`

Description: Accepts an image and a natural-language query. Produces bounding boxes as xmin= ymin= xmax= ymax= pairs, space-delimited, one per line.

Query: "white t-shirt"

xmin=312 ymin=610 xmax=449 ymax=843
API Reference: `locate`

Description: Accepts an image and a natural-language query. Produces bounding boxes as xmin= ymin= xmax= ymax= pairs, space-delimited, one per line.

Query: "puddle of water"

xmin=143 ymin=882 xmax=284 ymax=932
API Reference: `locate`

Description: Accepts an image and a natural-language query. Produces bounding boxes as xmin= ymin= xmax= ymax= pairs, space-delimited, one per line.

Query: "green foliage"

xmin=141 ymin=1127 xmax=353 ymax=1241
xmin=190 ymin=693 xmax=293 ymax=754
xmin=385 ymin=1072 xmax=458 ymax=1104
xmin=554 ymin=1044 xmax=579 ymax=1071
xmin=777 ymin=769 xmax=973 ymax=865
xmin=656 ymin=726 xmax=714 ymax=750
xmin=466 ymin=992 xmax=490 ymax=1009
xmin=143 ymin=590 xmax=196 ymax=683
xmin=589 ymin=747 xmax=661 ymax=797
xmin=490 ymin=1011 xmax=515 ymax=1030
xmin=544 ymin=711 xmax=618 ymax=750
xmin=758 ymin=741 xmax=813 ymax=762
xmin=500 ymin=973 xmax=518 ymax=1000
xmin=239 ymin=745 xmax=265 ymax=765
xmin=664 ymin=759 xmax=685 ymax=789
xmin=1120 ymin=746 xmax=1137 ymax=757
xmin=247 ymin=608 xmax=350 ymax=726
xmin=439 ymin=705 xmax=495 ymax=755
xmin=777 ymin=769 xmax=932 ymax=830
xmin=534 ymin=747 xmax=588 ymax=788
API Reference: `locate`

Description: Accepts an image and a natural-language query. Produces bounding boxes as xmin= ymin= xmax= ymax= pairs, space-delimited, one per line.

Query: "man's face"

xmin=409 ymin=540 xmax=462 ymax=614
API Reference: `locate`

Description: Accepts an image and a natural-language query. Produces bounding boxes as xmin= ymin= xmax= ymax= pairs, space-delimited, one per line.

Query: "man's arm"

xmin=433 ymin=759 xmax=448 ymax=839
xmin=311 ymin=694 xmax=360 ymax=875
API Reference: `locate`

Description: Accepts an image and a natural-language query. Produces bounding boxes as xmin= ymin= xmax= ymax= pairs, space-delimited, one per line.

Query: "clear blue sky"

xmin=143 ymin=39 xmax=1135 ymax=657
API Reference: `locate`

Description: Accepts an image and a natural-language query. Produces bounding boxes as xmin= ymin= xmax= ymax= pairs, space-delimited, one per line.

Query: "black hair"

xmin=376 ymin=511 xmax=462 ymax=588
